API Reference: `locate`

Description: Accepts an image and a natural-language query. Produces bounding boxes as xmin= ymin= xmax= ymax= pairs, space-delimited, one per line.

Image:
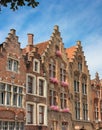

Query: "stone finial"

xmin=27 ymin=33 xmax=34 ymax=45
xmin=54 ymin=25 xmax=59 ymax=31
xmin=10 ymin=29 xmax=16 ymax=35
xmin=76 ymin=41 xmax=81 ymax=46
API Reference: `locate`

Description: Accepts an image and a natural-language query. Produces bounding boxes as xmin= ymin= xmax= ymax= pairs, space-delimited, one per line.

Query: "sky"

xmin=0 ymin=0 xmax=102 ymax=79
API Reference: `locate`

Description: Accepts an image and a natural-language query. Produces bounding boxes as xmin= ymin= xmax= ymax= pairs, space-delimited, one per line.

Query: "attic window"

xmin=7 ymin=58 xmax=19 ymax=72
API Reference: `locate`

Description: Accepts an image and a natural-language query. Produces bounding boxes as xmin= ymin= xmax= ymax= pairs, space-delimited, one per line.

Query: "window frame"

xmin=49 ymin=59 xmax=56 ymax=78
xmin=26 ymin=74 xmax=36 ymax=95
xmin=33 ymin=59 xmax=40 ymax=73
xmin=7 ymin=58 xmax=19 ymax=72
xmin=37 ymin=104 xmax=47 ymax=125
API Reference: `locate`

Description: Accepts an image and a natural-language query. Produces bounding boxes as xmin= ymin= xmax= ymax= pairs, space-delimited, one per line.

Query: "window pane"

xmin=19 ymin=122 xmax=24 ymax=130
xmin=9 ymin=122 xmax=15 ymax=130
xmin=28 ymin=76 xmax=33 ymax=93
xmin=2 ymin=122 xmax=8 ymax=130
xmin=0 ymin=121 xmax=2 ymax=129
xmin=27 ymin=104 xmax=33 ymax=124
xmin=14 ymin=60 xmax=18 ymax=72
xmin=8 ymin=59 xmax=12 ymax=70
xmin=39 ymin=79 xmax=44 ymax=96
xmin=7 ymin=84 xmax=11 ymax=105
xmin=16 ymin=122 xmax=19 ymax=130
xmin=35 ymin=61 xmax=38 ymax=71
xmin=39 ymin=106 xmax=44 ymax=124
xmin=0 ymin=83 xmax=5 ymax=105
xmin=18 ymin=95 xmax=22 ymax=107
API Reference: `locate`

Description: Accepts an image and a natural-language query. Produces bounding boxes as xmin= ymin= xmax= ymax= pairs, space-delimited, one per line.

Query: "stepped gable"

xmin=66 ymin=46 xmax=77 ymax=62
xmin=35 ymin=41 xmax=49 ymax=55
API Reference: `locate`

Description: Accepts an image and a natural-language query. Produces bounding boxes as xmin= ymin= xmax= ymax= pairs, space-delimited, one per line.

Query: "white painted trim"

xmin=33 ymin=59 xmax=40 ymax=73
xmin=26 ymin=102 xmax=36 ymax=125
xmin=37 ymin=76 xmax=47 ymax=97
xmin=37 ymin=103 xmax=47 ymax=126
xmin=26 ymin=73 xmax=36 ymax=95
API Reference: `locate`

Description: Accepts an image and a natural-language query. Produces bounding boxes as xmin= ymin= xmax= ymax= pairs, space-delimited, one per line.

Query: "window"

xmin=60 ymin=68 xmax=66 ymax=82
xmin=13 ymin=86 xmax=17 ymax=106
xmin=78 ymin=62 xmax=82 ymax=71
xmin=18 ymin=87 xmax=23 ymax=107
xmin=0 ymin=121 xmax=2 ymax=129
xmin=39 ymin=79 xmax=44 ymax=96
xmin=82 ymin=83 xmax=87 ymax=94
xmin=7 ymin=58 xmax=18 ymax=72
xmin=75 ymin=101 xmax=80 ymax=120
xmin=0 ymin=82 xmax=24 ymax=107
xmin=49 ymin=60 xmax=56 ymax=78
xmin=83 ymin=103 xmax=88 ymax=120
xmin=74 ymin=80 xmax=79 ymax=92
xmin=78 ymin=56 xmax=82 ymax=71
xmin=0 ymin=83 xmax=5 ymax=105
xmin=60 ymin=93 xmax=67 ymax=109
xmin=49 ymin=90 xmax=57 ymax=106
xmin=51 ymin=121 xmax=58 ymax=130
xmin=39 ymin=106 xmax=44 ymax=124
xmin=95 ymin=102 xmax=98 ymax=121
xmin=62 ymin=122 xmax=68 ymax=130
xmin=0 ymin=121 xmax=24 ymax=130
xmin=9 ymin=122 xmax=15 ymax=130
xmin=33 ymin=59 xmax=40 ymax=73
xmin=6 ymin=84 xmax=11 ymax=105
xmin=28 ymin=76 xmax=33 ymax=93
xmin=2 ymin=122 xmax=8 ymax=130
xmin=27 ymin=104 xmax=33 ymax=124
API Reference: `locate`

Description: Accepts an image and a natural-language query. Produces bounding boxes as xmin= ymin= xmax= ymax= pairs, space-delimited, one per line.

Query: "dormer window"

xmin=33 ymin=59 xmax=40 ymax=73
xmin=7 ymin=58 xmax=19 ymax=72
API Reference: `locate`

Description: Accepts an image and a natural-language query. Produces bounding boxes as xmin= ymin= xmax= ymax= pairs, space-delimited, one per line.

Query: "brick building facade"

xmin=0 ymin=25 xmax=101 ymax=130
xmin=91 ymin=72 xmax=102 ymax=130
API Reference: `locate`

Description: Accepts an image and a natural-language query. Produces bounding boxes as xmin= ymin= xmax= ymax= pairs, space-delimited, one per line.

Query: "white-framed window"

xmin=27 ymin=104 xmax=33 ymax=124
xmin=26 ymin=74 xmax=36 ymax=94
xmin=26 ymin=102 xmax=36 ymax=125
xmin=13 ymin=86 xmax=18 ymax=106
xmin=0 ymin=82 xmax=24 ymax=107
xmin=60 ymin=93 xmax=67 ymax=109
xmin=37 ymin=104 xmax=47 ymax=125
xmin=0 ymin=83 xmax=5 ymax=105
xmin=6 ymin=84 xmax=11 ymax=105
xmin=7 ymin=58 xmax=19 ymax=72
xmin=33 ymin=59 xmax=40 ymax=73
xmin=0 ymin=121 xmax=24 ymax=130
xmin=37 ymin=77 xmax=47 ymax=97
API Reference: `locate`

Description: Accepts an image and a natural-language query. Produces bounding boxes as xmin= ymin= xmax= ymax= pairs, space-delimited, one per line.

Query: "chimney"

xmin=27 ymin=33 xmax=34 ymax=45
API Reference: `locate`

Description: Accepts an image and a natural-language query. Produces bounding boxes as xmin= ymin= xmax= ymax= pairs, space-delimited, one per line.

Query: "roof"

xmin=66 ymin=46 xmax=76 ymax=62
xmin=35 ymin=41 xmax=49 ymax=55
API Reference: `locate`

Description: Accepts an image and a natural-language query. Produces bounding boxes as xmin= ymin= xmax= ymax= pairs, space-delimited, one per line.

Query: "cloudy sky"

xmin=0 ymin=0 xmax=102 ymax=79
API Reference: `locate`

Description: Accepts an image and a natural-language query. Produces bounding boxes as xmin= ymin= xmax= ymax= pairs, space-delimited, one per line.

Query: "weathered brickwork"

xmin=0 ymin=26 xmax=101 ymax=130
